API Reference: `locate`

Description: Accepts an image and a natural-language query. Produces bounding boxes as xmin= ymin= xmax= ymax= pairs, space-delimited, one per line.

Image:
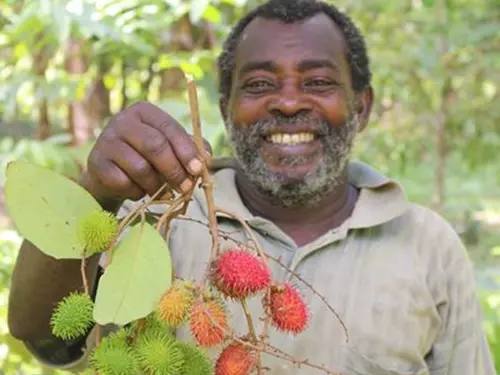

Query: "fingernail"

xmin=180 ymin=179 xmax=193 ymax=193
xmin=188 ymin=158 xmax=203 ymax=175
xmin=160 ymin=191 xmax=173 ymax=201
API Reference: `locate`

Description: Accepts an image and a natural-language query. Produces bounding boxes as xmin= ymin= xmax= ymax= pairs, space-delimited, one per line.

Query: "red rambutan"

xmin=215 ymin=342 xmax=255 ymax=375
xmin=189 ymin=298 xmax=228 ymax=348
xmin=268 ymin=283 xmax=309 ymax=335
xmin=211 ymin=248 xmax=271 ymax=299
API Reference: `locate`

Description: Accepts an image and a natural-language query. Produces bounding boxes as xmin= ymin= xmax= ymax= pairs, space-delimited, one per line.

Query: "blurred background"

xmin=0 ymin=0 xmax=499 ymax=373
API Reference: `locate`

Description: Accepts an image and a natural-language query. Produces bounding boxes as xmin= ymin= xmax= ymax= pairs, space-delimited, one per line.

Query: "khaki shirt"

xmin=31 ymin=160 xmax=496 ymax=374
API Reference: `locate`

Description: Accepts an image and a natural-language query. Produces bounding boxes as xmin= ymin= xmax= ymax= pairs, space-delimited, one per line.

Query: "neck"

xmin=234 ymin=166 xmax=358 ymax=231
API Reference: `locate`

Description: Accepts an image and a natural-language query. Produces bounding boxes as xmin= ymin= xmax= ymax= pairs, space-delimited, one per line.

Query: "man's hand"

xmin=79 ymin=101 xmax=212 ymax=208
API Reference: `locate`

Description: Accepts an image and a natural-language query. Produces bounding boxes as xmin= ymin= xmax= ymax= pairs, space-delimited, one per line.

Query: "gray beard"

xmin=225 ymin=112 xmax=360 ymax=208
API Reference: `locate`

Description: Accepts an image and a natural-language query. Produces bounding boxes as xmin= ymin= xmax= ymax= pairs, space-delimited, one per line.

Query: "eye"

xmin=303 ymin=78 xmax=337 ymax=92
xmin=241 ymin=79 xmax=275 ymax=94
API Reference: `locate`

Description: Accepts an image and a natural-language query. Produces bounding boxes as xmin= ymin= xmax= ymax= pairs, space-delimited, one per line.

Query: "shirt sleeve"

xmin=24 ymin=324 xmax=101 ymax=373
xmin=426 ymin=236 xmax=496 ymax=374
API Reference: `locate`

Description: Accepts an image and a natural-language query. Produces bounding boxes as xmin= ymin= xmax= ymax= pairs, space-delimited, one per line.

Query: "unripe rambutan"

xmin=190 ymin=298 xmax=228 ymax=348
xmin=177 ymin=342 xmax=214 ymax=375
xmin=211 ymin=249 xmax=271 ymax=299
xmin=156 ymin=281 xmax=196 ymax=327
xmin=135 ymin=329 xmax=184 ymax=375
xmin=50 ymin=292 xmax=94 ymax=340
xmin=90 ymin=328 xmax=139 ymax=375
xmin=215 ymin=342 xmax=255 ymax=375
xmin=77 ymin=208 xmax=119 ymax=255
xmin=268 ymin=283 xmax=309 ymax=335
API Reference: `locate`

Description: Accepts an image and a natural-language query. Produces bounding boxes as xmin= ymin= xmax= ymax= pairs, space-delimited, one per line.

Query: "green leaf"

xmin=93 ymin=222 xmax=172 ymax=326
xmin=3 ymin=160 xmax=102 ymax=259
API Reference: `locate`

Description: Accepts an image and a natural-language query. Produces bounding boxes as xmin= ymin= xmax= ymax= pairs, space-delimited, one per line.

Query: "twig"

xmin=241 ymin=299 xmax=264 ymax=372
xmin=214 ymin=206 xmax=267 ymax=261
xmin=104 ymin=182 xmax=169 ymax=269
xmin=198 ymin=296 xmax=341 ymax=375
xmin=80 ymin=257 xmax=89 ymax=295
xmin=266 ymin=253 xmax=349 ymax=344
xmin=241 ymin=300 xmax=258 ymax=342
xmin=186 ymin=77 xmax=219 ymax=259
xmin=155 ymin=196 xmax=186 ymax=232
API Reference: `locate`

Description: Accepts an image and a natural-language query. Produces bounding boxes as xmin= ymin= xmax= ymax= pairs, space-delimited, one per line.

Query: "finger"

xmin=132 ymin=102 xmax=203 ymax=176
xmin=88 ymin=151 xmax=145 ymax=201
xmin=109 ymin=141 xmax=167 ymax=198
xmin=116 ymin=119 xmax=193 ymax=193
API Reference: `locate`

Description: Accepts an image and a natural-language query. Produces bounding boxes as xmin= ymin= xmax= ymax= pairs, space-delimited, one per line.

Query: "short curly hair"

xmin=217 ymin=0 xmax=371 ymax=101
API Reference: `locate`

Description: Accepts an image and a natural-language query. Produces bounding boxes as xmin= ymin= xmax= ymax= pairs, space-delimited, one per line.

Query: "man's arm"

xmin=425 ymin=238 xmax=496 ymax=374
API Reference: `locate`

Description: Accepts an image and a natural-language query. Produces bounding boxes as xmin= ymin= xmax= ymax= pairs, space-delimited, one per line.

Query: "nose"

xmin=267 ymin=83 xmax=312 ymax=117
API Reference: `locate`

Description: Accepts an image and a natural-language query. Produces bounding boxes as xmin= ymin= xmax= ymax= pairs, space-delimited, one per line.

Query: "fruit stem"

xmin=214 ymin=206 xmax=268 ymax=263
xmin=80 ymin=257 xmax=89 ymax=295
xmin=267 ymin=253 xmax=349 ymax=344
xmin=154 ymin=195 xmax=186 ymax=232
xmin=241 ymin=299 xmax=263 ymax=372
xmin=186 ymin=78 xmax=220 ymax=260
xmin=104 ymin=182 xmax=169 ymax=269
xmin=241 ymin=299 xmax=258 ymax=342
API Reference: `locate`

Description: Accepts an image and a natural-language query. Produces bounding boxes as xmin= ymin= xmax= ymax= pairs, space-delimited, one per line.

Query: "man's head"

xmin=216 ymin=0 xmax=374 ymax=207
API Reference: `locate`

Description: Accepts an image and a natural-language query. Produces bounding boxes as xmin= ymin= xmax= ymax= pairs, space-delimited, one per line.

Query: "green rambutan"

xmin=189 ymin=298 xmax=228 ymax=348
xmin=157 ymin=281 xmax=196 ymax=327
xmin=134 ymin=329 xmax=184 ymax=375
xmin=50 ymin=292 xmax=94 ymax=340
xmin=215 ymin=342 xmax=255 ymax=375
xmin=77 ymin=208 xmax=119 ymax=255
xmin=210 ymin=249 xmax=271 ymax=300
xmin=90 ymin=328 xmax=139 ymax=375
xmin=268 ymin=283 xmax=309 ymax=335
xmin=177 ymin=342 xmax=214 ymax=375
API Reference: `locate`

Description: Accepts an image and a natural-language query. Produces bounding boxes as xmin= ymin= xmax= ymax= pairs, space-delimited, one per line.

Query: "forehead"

xmin=234 ymin=13 xmax=348 ymax=72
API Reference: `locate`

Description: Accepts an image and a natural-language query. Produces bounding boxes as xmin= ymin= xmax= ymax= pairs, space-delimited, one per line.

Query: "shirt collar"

xmin=191 ymin=158 xmax=410 ymax=229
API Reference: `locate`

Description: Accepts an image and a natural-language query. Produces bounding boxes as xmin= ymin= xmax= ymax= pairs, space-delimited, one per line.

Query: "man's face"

xmin=223 ymin=14 xmax=365 ymax=207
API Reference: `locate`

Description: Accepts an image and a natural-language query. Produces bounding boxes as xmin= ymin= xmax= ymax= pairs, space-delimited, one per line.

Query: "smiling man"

xmin=7 ymin=0 xmax=496 ymax=374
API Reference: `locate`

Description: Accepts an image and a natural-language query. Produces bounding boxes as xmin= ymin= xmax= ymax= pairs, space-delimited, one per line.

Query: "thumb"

xmin=189 ymin=134 xmax=213 ymax=167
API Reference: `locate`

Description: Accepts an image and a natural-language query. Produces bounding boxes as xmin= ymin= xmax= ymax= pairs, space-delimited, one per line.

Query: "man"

xmin=7 ymin=0 xmax=495 ymax=374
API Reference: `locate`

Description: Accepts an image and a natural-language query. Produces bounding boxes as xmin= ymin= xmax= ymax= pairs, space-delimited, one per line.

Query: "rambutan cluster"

xmin=144 ymin=249 xmax=311 ymax=375
xmin=89 ymin=315 xmax=214 ymax=375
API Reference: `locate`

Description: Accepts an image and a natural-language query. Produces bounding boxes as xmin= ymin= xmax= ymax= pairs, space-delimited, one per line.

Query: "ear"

xmin=355 ymin=86 xmax=374 ymax=133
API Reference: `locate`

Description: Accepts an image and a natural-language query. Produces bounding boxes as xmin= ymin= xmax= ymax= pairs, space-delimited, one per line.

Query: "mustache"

xmin=243 ymin=113 xmax=332 ymax=139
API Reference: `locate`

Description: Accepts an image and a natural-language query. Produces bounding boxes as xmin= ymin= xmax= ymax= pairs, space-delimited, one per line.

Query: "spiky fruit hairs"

xmin=211 ymin=249 xmax=271 ymax=299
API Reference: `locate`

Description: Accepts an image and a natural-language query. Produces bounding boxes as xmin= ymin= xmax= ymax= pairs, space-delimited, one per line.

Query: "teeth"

xmin=268 ymin=133 xmax=315 ymax=145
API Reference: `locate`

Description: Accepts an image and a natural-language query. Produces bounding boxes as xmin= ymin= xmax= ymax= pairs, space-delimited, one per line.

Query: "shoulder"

xmin=400 ymin=203 xmax=466 ymax=254
xmin=386 ymin=201 xmax=473 ymax=282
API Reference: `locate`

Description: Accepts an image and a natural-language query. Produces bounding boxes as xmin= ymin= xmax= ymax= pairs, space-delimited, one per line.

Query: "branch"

xmin=186 ymin=77 xmax=219 ymax=259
